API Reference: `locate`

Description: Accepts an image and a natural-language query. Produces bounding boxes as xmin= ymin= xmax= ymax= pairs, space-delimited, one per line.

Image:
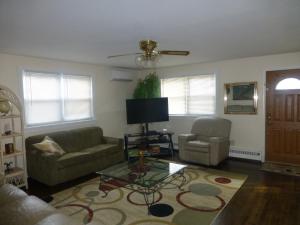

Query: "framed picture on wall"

xmin=224 ymin=82 xmax=258 ymax=114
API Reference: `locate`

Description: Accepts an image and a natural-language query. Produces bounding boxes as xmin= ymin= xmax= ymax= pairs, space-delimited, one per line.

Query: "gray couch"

xmin=0 ymin=174 xmax=80 ymax=225
xmin=178 ymin=117 xmax=231 ymax=166
xmin=26 ymin=127 xmax=124 ymax=186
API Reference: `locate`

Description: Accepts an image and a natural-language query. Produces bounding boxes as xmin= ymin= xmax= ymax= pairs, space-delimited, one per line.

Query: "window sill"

xmin=24 ymin=118 xmax=97 ymax=135
xmin=169 ymin=114 xmax=215 ymax=118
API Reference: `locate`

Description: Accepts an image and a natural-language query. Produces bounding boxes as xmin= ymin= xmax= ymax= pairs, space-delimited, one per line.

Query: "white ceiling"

xmin=0 ymin=0 xmax=300 ymax=69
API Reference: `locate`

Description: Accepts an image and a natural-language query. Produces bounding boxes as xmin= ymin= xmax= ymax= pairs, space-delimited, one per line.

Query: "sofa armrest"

xmin=103 ymin=136 xmax=124 ymax=161
xmin=103 ymin=136 xmax=123 ymax=146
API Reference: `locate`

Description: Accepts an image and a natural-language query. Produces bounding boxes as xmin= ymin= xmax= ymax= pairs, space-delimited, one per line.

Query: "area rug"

xmin=50 ymin=166 xmax=247 ymax=225
xmin=261 ymin=162 xmax=300 ymax=177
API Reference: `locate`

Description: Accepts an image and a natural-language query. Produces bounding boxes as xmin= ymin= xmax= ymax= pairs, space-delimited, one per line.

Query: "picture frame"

xmin=224 ymin=82 xmax=258 ymax=114
xmin=5 ymin=143 xmax=14 ymax=154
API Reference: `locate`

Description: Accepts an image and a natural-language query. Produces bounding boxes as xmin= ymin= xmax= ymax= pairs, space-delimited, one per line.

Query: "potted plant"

xmin=133 ymin=72 xmax=161 ymax=99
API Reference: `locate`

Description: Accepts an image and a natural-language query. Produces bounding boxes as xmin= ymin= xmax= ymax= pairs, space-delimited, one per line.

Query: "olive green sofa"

xmin=26 ymin=127 xmax=124 ymax=186
xmin=0 ymin=183 xmax=81 ymax=225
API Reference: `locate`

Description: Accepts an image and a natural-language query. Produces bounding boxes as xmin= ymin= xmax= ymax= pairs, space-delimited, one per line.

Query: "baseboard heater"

xmin=229 ymin=148 xmax=261 ymax=161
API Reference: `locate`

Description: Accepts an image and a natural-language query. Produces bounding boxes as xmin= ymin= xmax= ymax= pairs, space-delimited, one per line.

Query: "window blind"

xmin=23 ymin=71 xmax=93 ymax=126
xmin=161 ymin=74 xmax=216 ymax=115
xmin=63 ymin=75 xmax=93 ymax=121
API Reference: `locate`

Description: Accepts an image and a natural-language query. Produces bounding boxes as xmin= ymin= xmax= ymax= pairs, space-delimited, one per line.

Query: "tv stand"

xmin=144 ymin=123 xmax=149 ymax=135
xmin=146 ymin=130 xmax=159 ymax=136
xmin=143 ymin=123 xmax=163 ymax=136
xmin=124 ymin=131 xmax=174 ymax=161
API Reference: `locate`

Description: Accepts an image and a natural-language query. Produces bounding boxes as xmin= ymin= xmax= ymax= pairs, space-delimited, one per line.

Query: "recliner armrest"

xmin=178 ymin=134 xmax=197 ymax=142
xmin=209 ymin=137 xmax=230 ymax=166
xmin=209 ymin=137 xmax=228 ymax=143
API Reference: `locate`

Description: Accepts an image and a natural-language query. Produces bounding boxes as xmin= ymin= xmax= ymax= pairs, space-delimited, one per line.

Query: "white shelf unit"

xmin=0 ymin=85 xmax=27 ymax=189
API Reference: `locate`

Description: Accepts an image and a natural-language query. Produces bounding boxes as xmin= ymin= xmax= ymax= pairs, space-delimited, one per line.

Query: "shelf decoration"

xmin=0 ymin=98 xmax=12 ymax=116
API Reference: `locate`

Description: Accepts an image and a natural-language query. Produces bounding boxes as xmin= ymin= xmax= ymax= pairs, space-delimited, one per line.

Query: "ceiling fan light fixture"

xmin=107 ymin=39 xmax=189 ymax=68
xmin=135 ymin=54 xmax=161 ymax=68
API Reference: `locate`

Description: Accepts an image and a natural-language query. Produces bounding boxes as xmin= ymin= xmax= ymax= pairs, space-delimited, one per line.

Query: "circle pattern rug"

xmin=149 ymin=204 xmax=174 ymax=217
xmin=51 ymin=165 xmax=247 ymax=225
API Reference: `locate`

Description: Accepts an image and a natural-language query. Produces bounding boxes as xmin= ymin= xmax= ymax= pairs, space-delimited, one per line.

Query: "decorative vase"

xmin=138 ymin=150 xmax=144 ymax=170
xmin=0 ymin=98 xmax=12 ymax=115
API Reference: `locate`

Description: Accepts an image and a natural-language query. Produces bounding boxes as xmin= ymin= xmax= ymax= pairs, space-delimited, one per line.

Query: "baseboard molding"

xmin=228 ymin=156 xmax=262 ymax=164
xmin=229 ymin=146 xmax=262 ymax=161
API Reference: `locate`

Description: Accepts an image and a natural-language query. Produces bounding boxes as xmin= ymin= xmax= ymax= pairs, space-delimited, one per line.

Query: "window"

xmin=161 ymin=74 xmax=216 ymax=115
xmin=23 ymin=71 xmax=93 ymax=126
xmin=275 ymin=78 xmax=300 ymax=90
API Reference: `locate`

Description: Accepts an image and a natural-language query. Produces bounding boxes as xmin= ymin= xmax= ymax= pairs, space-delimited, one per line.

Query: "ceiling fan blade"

xmin=107 ymin=53 xmax=142 ymax=59
xmin=159 ymin=50 xmax=190 ymax=56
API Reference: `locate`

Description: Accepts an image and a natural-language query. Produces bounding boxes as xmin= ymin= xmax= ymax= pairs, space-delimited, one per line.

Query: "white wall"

xmin=0 ymin=53 xmax=137 ymax=138
xmin=1 ymin=51 xmax=300 ymax=161
xmin=146 ymin=52 xmax=300 ymax=161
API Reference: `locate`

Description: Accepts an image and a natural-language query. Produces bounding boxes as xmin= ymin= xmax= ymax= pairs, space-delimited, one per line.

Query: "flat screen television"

xmin=126 ymin=98 xmax=169 ymax=125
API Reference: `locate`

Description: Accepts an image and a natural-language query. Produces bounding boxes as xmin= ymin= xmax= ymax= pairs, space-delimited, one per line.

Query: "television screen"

xmin=126 ymin=98 xmax=169 ymax=124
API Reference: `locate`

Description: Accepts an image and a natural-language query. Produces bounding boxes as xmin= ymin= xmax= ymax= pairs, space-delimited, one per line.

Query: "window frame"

xmin=22 ymin=70 xmax=95 ymax=128
xmin=161 ymin=74 xmax=217 ymax=116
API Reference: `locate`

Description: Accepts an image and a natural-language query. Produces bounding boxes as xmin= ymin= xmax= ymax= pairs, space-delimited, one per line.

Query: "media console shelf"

xmin=124 ymin=131 xmax=174 ymax=161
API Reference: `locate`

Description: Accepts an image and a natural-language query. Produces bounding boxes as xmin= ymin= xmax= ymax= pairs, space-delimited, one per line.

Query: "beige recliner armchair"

xmin=178 ymin=117 xmax=231 ymax=166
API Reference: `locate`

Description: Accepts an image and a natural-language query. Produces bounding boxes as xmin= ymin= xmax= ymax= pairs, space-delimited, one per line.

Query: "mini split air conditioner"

xmin=111 ymin=69 xmax=135 ymax=82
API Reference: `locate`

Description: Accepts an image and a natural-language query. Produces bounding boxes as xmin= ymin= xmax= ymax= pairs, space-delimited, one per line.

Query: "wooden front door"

xmin=266 ymin=69 xmax=300 ymax=165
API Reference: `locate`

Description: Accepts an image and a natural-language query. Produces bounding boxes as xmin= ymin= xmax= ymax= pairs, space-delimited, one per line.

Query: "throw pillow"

xmin=33 ymin=136 xmax=65 ymax=155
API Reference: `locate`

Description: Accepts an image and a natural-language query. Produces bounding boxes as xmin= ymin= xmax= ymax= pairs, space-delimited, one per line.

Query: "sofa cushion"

xmin=33 ymin=136 xmax=65 ymax=155
xmin=191 ymin=117 xmax=231 ymax=138
xmin=35 ymin=213 xmax=79 ymax=225
xmin=0 ymin=195 xmax=55 ymax=225
xmin=0 ymin=184 xmax=80 ymax=225
xmin=82 ymin=143 xmax=120 ymax=156
xmin=26 ymin=127 xmax=103 ymax=153
xmin=0 ymin=184 xmax=27 ymax=205
xmin=57 ymin=152 xmax=91 ymax=168
xmin=62 ymin=127 xmax=103 ymax=152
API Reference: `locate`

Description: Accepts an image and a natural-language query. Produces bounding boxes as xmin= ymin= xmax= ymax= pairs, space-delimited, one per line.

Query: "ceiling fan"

xmin=107 ymin=40 xmax=190 ymax=68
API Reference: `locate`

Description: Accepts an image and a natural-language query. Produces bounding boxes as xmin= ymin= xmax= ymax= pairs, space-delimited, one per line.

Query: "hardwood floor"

xmin=26 ymin=155 xmax=300 ymax=225
xmin=214 ymin=159 xmax=300 ymax=225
